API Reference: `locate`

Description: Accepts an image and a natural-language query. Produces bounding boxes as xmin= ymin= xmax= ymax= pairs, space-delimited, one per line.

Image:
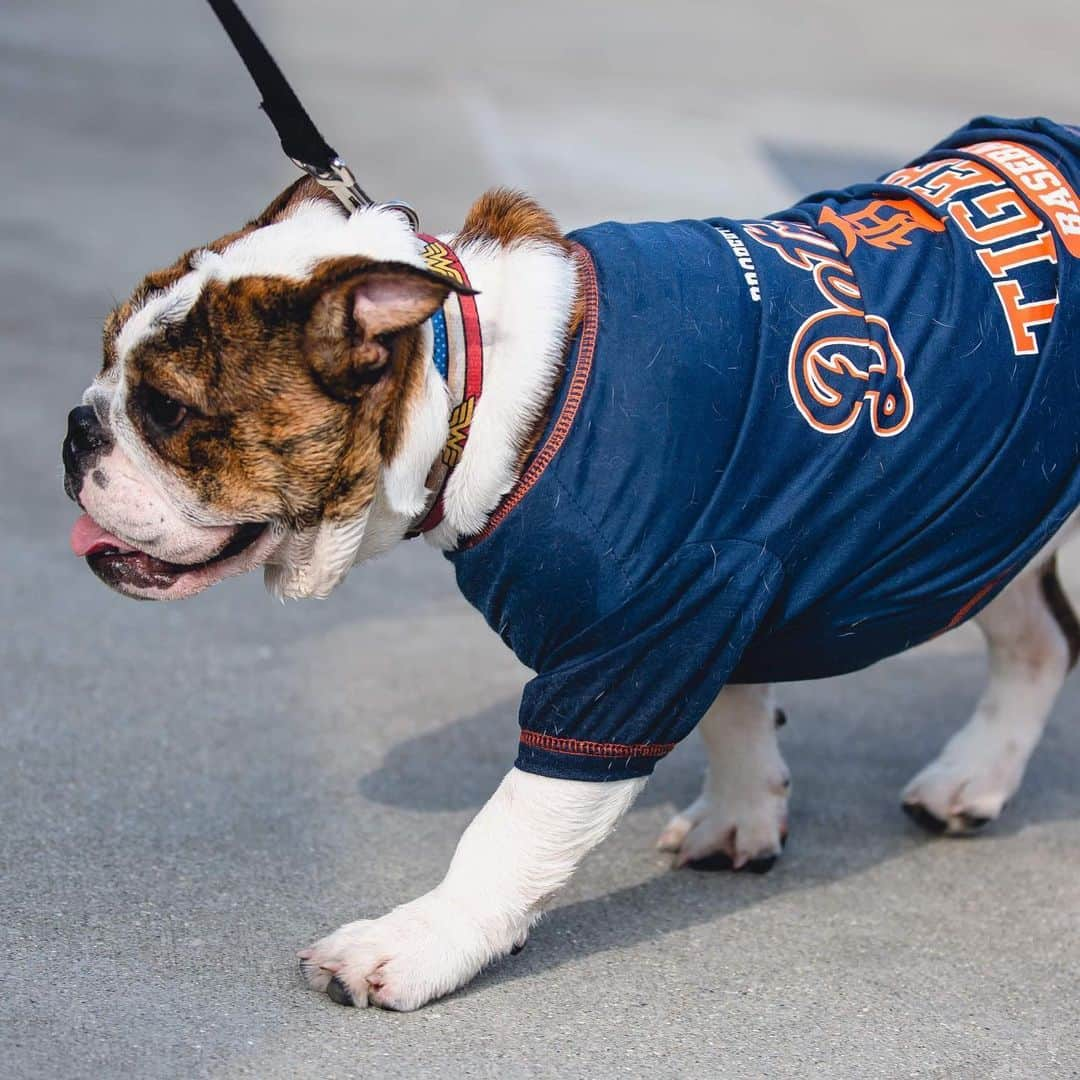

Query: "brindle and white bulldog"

xmin=63 ymin=124 xmax=1080 ymax=1010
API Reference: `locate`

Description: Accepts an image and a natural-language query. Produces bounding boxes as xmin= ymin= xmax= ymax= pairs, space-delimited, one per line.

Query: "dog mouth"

xmin=70 ymin=514 xmax=270 ymax=597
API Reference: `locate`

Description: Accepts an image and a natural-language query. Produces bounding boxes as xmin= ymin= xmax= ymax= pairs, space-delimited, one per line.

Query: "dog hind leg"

xmin=902 ymin=554 xmax=1077 ymax=835
xmin=657 ymin=683 xmax=790 ymax=872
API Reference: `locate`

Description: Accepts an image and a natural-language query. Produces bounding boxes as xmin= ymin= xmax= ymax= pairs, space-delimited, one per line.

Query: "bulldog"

xmin=63 ymin=115 xmax=1080 ymax=1010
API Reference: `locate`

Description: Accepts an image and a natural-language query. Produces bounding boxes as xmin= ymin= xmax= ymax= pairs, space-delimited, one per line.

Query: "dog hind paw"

xmin=901 ymin=800 xmax=993 ymax=836
xmin=901 ymin=754 xmax=1020 ymax=836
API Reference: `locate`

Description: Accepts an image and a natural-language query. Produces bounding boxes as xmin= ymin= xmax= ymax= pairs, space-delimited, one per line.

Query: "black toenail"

xmin=687 ymin=849 xmax=782 ymax=873
xmin=775 ymin=708 xmax=787 ymax=728
xmin=510 ymin=939 xmax=527 ymax=956
xmin=686 ymin=851 xmax=735 ymax=872
xmin=902 ymin=801 xmax=948 ymax=835
xmin=326 ymin=975 xmax=355 ymax=1007
xmin=958 ymin=812 xmax=991 ymax=831
xmin=745 ymin=854 xmax=778 ymax=874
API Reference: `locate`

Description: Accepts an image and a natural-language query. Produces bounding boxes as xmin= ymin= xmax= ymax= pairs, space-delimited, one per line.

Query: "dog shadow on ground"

xmin=358 ymin=650 xmax=1078 ymax=991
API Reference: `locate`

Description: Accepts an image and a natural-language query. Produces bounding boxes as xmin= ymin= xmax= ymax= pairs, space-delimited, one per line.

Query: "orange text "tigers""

xmin=884 ymin=150 xmax=1067 ymax=356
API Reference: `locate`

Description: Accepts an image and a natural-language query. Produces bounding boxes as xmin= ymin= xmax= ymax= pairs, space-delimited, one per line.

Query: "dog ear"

xmin=304 ymin=258 xmax=474 ymax=400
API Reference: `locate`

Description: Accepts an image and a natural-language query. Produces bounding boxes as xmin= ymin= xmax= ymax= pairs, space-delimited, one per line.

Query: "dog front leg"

xmin=300 ymin=768 xmax=645 ymax=1010
xmin=656 ymin=684 xmax=790 ymax=872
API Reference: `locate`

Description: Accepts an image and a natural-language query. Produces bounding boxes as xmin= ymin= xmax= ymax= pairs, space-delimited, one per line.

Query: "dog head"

xmin=64 ymin=180 xmax=467 ymax=601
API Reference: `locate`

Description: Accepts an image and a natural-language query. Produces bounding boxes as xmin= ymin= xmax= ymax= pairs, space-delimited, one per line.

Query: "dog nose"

xmin=63 ymin=404 xmax=110 ymax=498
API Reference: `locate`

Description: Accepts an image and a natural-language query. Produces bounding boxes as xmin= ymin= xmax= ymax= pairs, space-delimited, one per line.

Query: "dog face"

xmin=64 ymin=181 xmax=460 ymax=601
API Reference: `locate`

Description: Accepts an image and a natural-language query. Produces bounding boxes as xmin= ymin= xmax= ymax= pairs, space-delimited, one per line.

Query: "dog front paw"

xmin=656 ymin=777 xmax=789 ymax=873
xmin=298 ymin=894 xmax=517 ymax=1011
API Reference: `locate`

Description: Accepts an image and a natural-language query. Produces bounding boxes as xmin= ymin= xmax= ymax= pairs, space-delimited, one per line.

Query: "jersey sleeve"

xmin=514 ymin=539 xmax=784 ymax=781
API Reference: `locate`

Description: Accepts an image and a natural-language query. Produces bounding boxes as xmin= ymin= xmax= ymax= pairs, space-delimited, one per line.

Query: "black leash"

xmin=205 ymin=0 xmax=419 ymax=228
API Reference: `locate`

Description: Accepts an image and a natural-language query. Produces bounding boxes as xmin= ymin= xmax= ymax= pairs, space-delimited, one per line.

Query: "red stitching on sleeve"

xmin=519 ymin=729 xmax=675 ymax=759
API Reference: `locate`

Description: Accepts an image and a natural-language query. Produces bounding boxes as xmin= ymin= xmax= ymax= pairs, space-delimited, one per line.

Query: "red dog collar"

xmin=411 ymin=235 xmax=484 ymax=535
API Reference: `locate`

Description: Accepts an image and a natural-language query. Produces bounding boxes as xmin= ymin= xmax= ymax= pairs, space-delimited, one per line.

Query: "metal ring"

xmin=378 ymin=201 xmax=421 ymax=231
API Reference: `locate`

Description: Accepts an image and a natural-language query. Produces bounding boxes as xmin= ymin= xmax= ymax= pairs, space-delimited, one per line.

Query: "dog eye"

xmin=143 ymin=386 xmax=189 ymax=430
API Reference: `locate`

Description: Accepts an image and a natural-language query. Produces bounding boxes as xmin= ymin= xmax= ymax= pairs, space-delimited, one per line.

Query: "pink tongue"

xmin=70 ymin=513 xmax=136 ymax=557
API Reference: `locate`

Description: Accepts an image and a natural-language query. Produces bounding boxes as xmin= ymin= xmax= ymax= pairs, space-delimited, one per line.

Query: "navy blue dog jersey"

xmin=448 ymin=117 xmax=1080 ymax=782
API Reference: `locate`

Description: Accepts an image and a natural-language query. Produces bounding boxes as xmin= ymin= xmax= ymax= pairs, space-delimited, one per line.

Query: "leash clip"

xmin=207 ymin=0 xmax=422 ymax=231
xmin=291 ymin=155 xmax=420 ymax=231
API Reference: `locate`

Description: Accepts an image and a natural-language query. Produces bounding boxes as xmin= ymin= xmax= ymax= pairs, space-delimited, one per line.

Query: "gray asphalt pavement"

xmin=3 ymin=2 xmax=1079 ymax=1077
